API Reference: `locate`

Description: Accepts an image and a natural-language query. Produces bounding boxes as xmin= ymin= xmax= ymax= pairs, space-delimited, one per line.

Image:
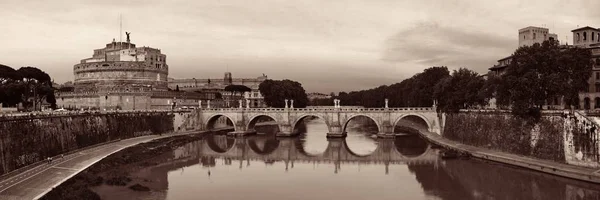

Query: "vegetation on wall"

xmin=443 ymin=112 xmax=565 ymax=162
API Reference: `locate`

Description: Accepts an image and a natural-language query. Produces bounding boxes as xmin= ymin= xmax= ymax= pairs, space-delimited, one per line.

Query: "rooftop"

xmin=571 ymin=26 xmax=599 ymax=32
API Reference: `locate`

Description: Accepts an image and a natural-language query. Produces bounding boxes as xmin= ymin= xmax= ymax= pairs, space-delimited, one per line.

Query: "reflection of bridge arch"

xmin=392 ymin=114 xmax=431 ymax=133
xmin=199 ymin=136 xmax=437 ymax=164
xmin=248 ymin=137 xmax=280 ymax=155
xmin=206 ymin=135 xmax=235 ymax=153
xmin=206 ymin=114 xmax=237 ymax=131
xmin=294 ymin=138 xmax=326 ymax=157
xmin=342 ymin=114 xmax=381 ymax=133
xmin=291 ymin=114 xmax=331 ymax=133
xmin=341 ymin=140 xmax=377 ymax=157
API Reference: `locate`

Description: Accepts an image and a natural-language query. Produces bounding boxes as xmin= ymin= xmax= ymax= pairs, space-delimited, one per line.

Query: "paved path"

xmin=420 ymin=131 xmax=600 ymax=184
xmin=0 ymin=131 xmax=199 ymax=200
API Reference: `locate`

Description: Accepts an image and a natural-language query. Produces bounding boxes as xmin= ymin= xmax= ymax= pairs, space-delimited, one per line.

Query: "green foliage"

xmin=0 ymin=64 xmax=56 ymax=109
xmin=433 ymin=68 xmax=486 ymax=112
xmin=336 ymin=66 xmax=450 ymax=108
xmin=259 ymin=79 xmax=308 ymax=108
xmin=496 ymin=41 xmax=592 ymax=116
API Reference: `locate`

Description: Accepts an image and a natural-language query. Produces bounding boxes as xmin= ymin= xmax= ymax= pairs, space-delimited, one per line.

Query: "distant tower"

xmin=224 ymin=72 xmax=233 ymax=85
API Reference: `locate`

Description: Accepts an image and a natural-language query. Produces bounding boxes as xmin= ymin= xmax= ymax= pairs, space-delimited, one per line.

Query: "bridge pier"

xmin=326 ymin=124 xmax=346 ymax=138
xmin=276 ymin=123 xmax=298 ymax=137
xmin=377 ymin=121 xmax=395 ymax=138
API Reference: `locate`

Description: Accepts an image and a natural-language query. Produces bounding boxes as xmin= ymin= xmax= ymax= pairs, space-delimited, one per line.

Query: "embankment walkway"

xmin=0 ymin=131 xmax=200 ymax=200
xmin=420 ymin=131 xmax=600 ymax=184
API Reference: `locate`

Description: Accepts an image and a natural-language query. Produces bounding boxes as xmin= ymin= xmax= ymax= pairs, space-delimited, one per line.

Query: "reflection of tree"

xmin=409 ymin=159 xmax=600 ymax=200
xmin=407 ymin=163 xmax=471 ymax=200
xmin=394 ymin=135 xmax=428 ymax=157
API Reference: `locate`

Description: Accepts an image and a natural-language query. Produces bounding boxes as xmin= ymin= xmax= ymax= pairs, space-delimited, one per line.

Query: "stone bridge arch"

xmin=392 ymin=114 xmax=431 ymax=134
xmin=246 ymin=114 xmax=280 ymax=132
xmin=289 ymin=113 xmax=332 ymax=134
xmin=341 ymin=114 xmax=382 ymax=134
xmin=205 ymin=113 xmax=237 ymax=131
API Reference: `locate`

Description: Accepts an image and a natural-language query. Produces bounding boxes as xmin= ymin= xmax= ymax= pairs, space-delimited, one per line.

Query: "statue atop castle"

xmin=126 ymin=32 xmax=131 ymax=43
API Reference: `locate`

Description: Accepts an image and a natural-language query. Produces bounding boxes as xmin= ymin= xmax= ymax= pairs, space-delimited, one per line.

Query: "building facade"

xmin=571 ymin=26 xmax=600 ymax=109
xmin=56 ymin=36 xmax=217 ymax=110
xmin=519 ymin=26 xmax=558 ymax=48
xmin=168 ymin=72 xmax=268 ymax=108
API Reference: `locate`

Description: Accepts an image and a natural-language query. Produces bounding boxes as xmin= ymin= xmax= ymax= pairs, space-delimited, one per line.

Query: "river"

xmin=92 ymin=117 xmax=600 ymax=200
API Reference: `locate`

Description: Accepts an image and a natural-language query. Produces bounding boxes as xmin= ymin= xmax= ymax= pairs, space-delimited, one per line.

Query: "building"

xmin=56 ymin=35 xmax=217 ymax=110
xmin=488 ymin=25 xmax=600 ymax=110
xmin=491 ymin=26 xmax=559 ymax=77
xmin=519 ymin=26 xmax=558 ymax=48
xmin=571 ymin=26 xmax=600 ymax=109
xmin=168 ymin=72 xmax=268 ymax=108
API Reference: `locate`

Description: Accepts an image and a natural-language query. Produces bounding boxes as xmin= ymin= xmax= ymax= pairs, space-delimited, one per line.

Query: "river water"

xmin=94 ymin=118 xmax=600 ymax=200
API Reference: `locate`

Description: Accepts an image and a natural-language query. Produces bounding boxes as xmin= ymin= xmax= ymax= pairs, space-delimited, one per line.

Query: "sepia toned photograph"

xmin=0 ymin=0 xmax=600 ymax=199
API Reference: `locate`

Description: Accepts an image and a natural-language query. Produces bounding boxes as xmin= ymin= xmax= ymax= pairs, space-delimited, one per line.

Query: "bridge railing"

xmin=197 ymin=107 xmax=434 ymax=112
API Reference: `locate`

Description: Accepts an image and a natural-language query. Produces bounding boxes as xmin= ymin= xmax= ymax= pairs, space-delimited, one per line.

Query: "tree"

xmin=496 ymin=41 xmax=592 ymax=116
xmin=334 ymin=66 xmax=450 ymax=108
xmin=224 ymin=85 xmax=252 ymax=107
xmin=0 ymin=64 xmax=23 ymax=106
xmin=17 ymin=66 xmax=56 ymax=110
xmin=175 ymin=85 xmax=180 ymax=91
xmin=0 ymin=65 xmax=56 ymax=109
xmin=259 ymin=79 xmax=308 ymax=108
xmin=433 ymin=68 xmax=486 ymax=112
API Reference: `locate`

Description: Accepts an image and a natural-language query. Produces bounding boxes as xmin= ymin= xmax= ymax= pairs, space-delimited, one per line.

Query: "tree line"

xmin=325 ymin=40 xmax=592 ymax=116
xmin=0 ymin=64 xmax=56 ymax=110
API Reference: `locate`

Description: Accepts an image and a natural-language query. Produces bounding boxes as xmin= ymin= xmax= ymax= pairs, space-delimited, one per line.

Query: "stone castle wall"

xmin=56 ymin=91 xmax=212 ymax=110
xmin=0 ymin=112 xmax=175 ymax=176
xmin=74 ymin=61 xmax=168 ymax=92
xmin=444 ymin=111 xmax=600 ymax=168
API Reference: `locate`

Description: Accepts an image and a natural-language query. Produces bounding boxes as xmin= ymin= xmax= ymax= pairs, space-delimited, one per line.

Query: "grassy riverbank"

xmin=40 ymin=133 xmax=207 ymax=200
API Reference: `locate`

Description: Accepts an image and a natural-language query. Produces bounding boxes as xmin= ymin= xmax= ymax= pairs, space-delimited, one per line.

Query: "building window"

xmin=597 ymin=72 xmax=600 ymax=79
xmin=577 ymin=33 xmax=581 ymax=41
xmin=584 ymin=32 xmax=587 ymax=41
xmin=533 ymin=33 xmax=536 ymax=39
xmin=593 ymin=32 xmax=596 ymax=41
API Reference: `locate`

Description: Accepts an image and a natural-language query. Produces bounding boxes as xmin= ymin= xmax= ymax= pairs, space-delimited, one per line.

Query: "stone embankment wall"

xmin=0 ymin=112 xmax=175 ymax=176
xmin=444 ymin=110 xmax=600 ymax=168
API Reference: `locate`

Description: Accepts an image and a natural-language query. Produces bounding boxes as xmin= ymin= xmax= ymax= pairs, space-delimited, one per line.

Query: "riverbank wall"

xmin=0 ymin=111 xmax=178 ymax=176
xmin=443 ymin=110 xmax=600 ymax=169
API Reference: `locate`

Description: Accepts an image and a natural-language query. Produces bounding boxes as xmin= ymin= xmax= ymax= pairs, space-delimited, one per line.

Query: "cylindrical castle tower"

xmin=73 ymin=40 xmax=169 ymax=93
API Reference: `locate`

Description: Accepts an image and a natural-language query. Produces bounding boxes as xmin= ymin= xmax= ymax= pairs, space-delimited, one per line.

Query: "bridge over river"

xmin=182 ymin=103 xmax=441 ymax=138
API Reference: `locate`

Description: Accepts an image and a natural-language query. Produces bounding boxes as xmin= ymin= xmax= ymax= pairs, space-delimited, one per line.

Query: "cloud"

xmin=382 ymin=22 xmax=515 ymax=73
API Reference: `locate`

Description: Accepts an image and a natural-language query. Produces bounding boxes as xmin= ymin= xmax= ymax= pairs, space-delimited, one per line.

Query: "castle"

xmin=55 ymin=33 xmax=268 ymax=110
xmin=56 ymin=34 xmax=215 ymax=110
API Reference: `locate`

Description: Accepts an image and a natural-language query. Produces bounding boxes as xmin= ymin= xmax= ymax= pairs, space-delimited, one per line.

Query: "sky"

xmin=1 ymin=0 xmax=599 ymax=93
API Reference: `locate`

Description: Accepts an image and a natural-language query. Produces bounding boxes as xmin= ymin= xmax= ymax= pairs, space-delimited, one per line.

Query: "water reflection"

xmin=94 ymin=120 xmax=600 ymax=200
xmin=345 ymin=116 xmax=379 ymax=155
